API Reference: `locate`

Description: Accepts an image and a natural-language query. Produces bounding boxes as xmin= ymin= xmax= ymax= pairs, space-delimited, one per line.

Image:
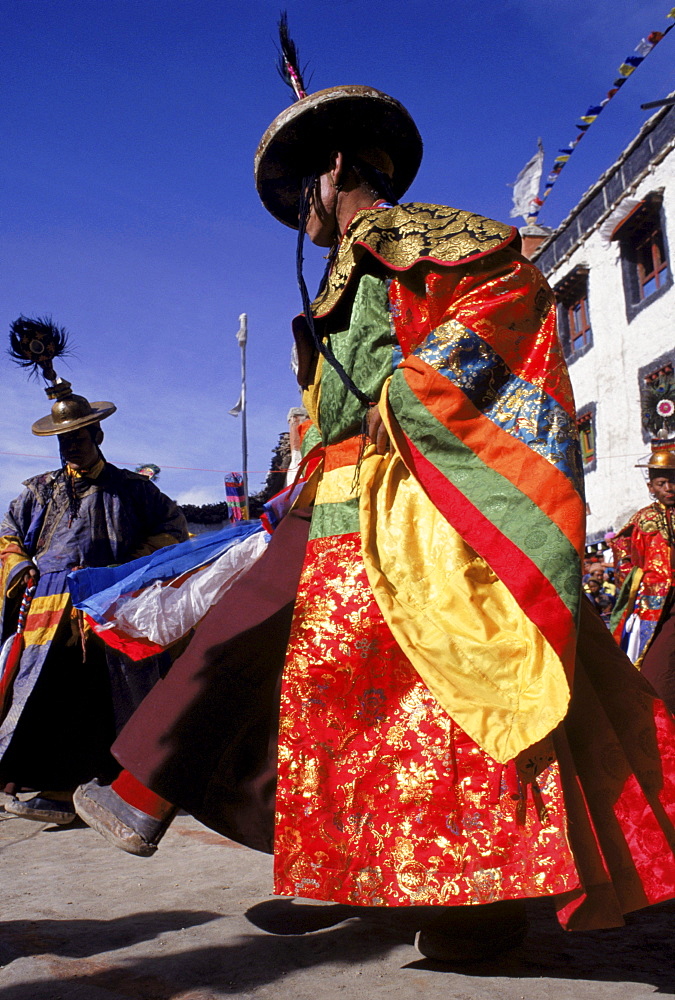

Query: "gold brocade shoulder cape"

xmin=311 ymin=202 xmax=518 ymax=318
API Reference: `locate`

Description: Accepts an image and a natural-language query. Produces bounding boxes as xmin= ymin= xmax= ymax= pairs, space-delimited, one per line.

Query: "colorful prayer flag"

xmin=534 ymin=7 xmax=674 ymax=222
xmin=225 ymin=473 xmax=246 ymax=521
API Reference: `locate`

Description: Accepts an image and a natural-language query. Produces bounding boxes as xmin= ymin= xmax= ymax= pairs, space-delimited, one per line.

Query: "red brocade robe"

xmin=611 ymin=502 xmax=673 ymax=663
xmin=272 ymin=203 xmax=675 ymax=927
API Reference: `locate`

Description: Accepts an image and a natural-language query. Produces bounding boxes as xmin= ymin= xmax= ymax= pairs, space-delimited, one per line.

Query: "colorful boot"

xmin=73 ymin=772 xmax=176 ymax=857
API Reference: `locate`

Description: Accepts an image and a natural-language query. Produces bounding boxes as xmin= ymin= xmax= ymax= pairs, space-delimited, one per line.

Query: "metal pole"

xmin=238 ymin=313 xmax=249 ymax=519
xmin=641 ymin=97 xmax=675 ymax=110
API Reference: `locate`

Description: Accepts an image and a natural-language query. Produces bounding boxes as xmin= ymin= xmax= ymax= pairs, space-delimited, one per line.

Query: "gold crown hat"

xmin=9 ymin=316 xmax=116 ymax=437
xmin=636 ymin=441 xmax=675 ymax=471
xmin=254 ymin=16 xmax=423 ymax=229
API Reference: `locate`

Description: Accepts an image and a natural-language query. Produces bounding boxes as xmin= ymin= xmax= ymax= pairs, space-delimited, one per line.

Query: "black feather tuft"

xmin=276 ymin=11 xmax=308 ymax=101
xmin=9 ymin=315 xmax=71 ymax=381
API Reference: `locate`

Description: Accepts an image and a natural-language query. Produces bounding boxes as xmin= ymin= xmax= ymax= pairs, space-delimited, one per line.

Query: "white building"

xmin=531 ymin=101 xmax=675 ymax=546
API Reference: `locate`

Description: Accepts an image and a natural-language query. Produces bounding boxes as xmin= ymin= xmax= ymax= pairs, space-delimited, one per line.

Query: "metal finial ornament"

xmin=8 ymin=315 xmax=116 ymax=437
xmin=276 ymin=11 xmax=308 ymax=101
xmin=8 ymin=316 xmax=70 ymax=383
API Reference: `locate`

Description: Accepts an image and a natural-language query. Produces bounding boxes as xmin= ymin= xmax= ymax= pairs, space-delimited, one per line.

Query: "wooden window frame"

xmin=567 ymin=293 xmax=592 ymax=353
xmin=555 ymin=267 xmax=593 ymax=362
xmin=614 ymin=193 xmax=672 ymax=320
xmin=577 ymin=407 xmax=596 ymax=471
xmin=635 ymin=222 xmax=669 ymax=300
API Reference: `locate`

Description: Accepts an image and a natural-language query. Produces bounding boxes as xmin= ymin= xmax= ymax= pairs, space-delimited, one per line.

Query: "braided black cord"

xmin=60 ymin=460 xmax=81 ymax=524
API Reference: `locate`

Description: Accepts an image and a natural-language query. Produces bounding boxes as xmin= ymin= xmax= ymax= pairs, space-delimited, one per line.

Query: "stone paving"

xmin=0 ymin=803 xmax=674 ymax=1000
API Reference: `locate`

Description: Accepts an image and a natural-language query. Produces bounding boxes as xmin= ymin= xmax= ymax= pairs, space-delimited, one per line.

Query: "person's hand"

xmin=368 ymin=404 xmax=391 ymax=455
xmin=23 ymin=567 xmax=39 ymax=588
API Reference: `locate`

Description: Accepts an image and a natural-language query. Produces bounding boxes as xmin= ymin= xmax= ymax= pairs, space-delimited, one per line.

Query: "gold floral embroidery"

xmin=312 ymin=203 xmax=515 ymax=318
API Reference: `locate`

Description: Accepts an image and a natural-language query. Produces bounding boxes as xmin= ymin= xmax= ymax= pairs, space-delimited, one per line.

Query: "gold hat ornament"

xmin=9 ymin=316 xmax=116 ymax=437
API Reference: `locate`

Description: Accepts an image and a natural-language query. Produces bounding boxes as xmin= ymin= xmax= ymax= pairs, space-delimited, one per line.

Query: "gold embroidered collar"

xmin=311 ymin=202 xmax=517 ymax=318
xmin=633 ymin=501 xmax=673 ymax=541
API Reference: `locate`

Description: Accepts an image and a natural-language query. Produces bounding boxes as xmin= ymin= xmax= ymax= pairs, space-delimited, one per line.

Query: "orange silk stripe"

xmin=24 ymin=607 xmax=67 ymax=632
xmin=401 ymin=357 xmax=585 ymax=556
xmin=323 ymin=436 xmax=362 ymax=472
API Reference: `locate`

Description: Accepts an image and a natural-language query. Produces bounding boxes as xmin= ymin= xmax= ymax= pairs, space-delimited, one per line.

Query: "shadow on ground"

xmin=0 ymin=909 xmax=220 ymax=964
xmin=245 ymin=895 xmax=675 ymax=992
xmin=0 ymin=897 xmax=673 ymax=998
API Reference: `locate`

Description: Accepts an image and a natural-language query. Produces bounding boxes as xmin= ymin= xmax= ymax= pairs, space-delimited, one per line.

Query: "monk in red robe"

xmin=74 ymin=76 xmax=675 ymax=965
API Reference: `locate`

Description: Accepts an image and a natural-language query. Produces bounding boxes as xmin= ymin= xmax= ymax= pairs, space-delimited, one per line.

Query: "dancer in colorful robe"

xmin=611 ymin=444 xmax=675 ymax=708
xmin=75 ymin=65 xmax=675 ymax=962
xmin=0 ymin=318 xmax=187 ymax=824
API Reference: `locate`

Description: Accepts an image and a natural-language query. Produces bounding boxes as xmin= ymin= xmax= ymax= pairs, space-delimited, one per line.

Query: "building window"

xmin=567 ymin=295 xmax=592 ymax=354
xmin=614 ymin=193 xmax=671 ymax=320
xmin=555 ymin=267 xmax=592 ymax=361
xmin=635 ymin=222 xmax=669 ymax=299
xmin=577 ymin=406 xmax=596 ymax=471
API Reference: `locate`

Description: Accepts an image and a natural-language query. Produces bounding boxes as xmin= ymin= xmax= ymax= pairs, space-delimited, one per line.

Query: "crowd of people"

xmin=583 ymin=563 xmax=616 ymax=623
xmin=3 ymin=30 xmax=675 ymax=968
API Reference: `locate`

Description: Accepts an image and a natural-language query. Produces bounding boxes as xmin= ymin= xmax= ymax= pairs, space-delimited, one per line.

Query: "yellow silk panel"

xmin=314 ymin=464 xmax=359 ymax=506
xmin=22 ymin=592 xmax=70 ymax=648
xmin=358 ymin=447 xmax=570 ymax=764
xmin=301 ymin=354 xmax=323 ymax=431
xmin=0 ymin=534 xmax=32 ymax=600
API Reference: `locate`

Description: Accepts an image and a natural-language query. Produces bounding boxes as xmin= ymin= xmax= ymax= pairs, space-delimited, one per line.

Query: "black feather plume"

xmin=8 ymin=316 xmax=71 ymax=382
xmin=276 ymin=11 xmax=308 ymax=101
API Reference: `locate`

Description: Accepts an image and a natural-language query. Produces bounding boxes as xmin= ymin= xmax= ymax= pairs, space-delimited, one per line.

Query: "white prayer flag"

xmin=229 ymin=313 xmax=247 ymax=415
xmin=509 ymin=140 xmax=544 ymax=221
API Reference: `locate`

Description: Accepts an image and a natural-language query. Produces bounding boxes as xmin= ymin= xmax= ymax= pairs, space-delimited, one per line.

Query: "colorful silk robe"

xmin=611 ymin=501 xmax=674 ymax=663
xmin=0 ymin=463 xmax=188 ymax=760
xmin=275 ymin=203 xmax=588 ymax=908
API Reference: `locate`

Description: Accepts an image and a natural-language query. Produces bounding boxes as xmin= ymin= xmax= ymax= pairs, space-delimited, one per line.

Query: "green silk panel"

xmin=309 ymin=498 xmax=360 ymax=541
xmin=318 ymin=273 xmax=395 ymax=445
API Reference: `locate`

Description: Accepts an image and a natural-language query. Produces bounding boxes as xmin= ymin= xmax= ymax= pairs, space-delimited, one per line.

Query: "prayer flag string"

xmin=527 ymin=7 xmax=675 ymax=222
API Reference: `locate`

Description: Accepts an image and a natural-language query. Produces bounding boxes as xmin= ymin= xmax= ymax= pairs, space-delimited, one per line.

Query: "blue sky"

xmin=1 ymin=0 xmax=674 ymax=514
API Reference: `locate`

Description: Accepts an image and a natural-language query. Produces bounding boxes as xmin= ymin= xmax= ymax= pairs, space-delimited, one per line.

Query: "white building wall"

xmin=542 ymin=136 xmax=675 ymax=540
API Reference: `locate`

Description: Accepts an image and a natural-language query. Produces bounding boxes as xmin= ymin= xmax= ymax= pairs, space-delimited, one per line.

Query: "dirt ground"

xmin=0 ymin=802 xmax=674 ymax=1000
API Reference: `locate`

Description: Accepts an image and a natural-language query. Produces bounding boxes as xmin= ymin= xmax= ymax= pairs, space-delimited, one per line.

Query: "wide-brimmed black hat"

xmin=255 ymin=85 xmax=423 ymax=229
